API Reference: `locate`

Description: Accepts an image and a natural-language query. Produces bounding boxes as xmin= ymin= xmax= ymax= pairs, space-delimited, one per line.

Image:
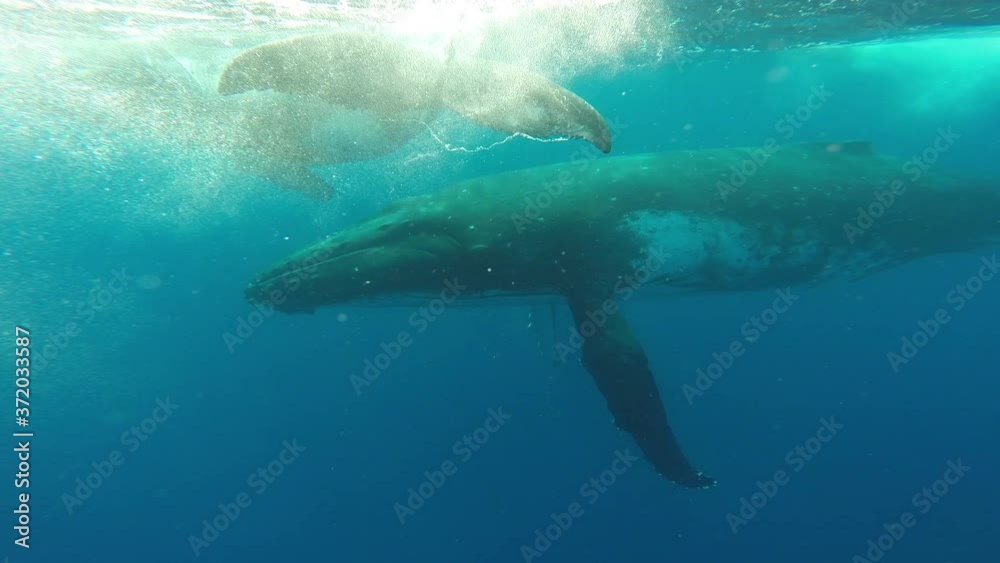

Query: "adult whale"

xmin=244 ymin=140 xmax=999 ymax=488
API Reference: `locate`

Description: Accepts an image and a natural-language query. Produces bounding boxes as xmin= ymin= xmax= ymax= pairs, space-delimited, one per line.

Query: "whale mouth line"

xmin=251 ymin=245 xmax=444 ymax=290
xmin=250 ymin=248 xmax=363 ymax=288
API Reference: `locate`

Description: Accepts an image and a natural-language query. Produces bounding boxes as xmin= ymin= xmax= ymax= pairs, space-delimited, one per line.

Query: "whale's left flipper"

xmin=566 ymin=292 xmax=716 ymax=489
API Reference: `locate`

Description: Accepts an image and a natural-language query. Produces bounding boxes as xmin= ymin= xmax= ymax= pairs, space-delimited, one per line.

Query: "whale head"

xmin=244 ymin=198 xmax=471 ymax=312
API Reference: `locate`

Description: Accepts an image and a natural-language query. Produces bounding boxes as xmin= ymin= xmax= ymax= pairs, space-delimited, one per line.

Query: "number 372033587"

xmin=15 ymin=327 xmax=30 ymax=422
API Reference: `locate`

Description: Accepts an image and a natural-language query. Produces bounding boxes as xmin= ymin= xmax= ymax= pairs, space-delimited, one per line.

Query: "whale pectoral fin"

xmin=565 ymin=293 xmax=716 ymax=489
xmin=260 ymin=166 xmax=334 ymax=201
xmin=218 ymin=33 xmax=443 ymax=113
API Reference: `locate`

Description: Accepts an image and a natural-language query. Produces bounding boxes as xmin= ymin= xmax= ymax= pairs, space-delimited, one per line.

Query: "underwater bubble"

xmin=766 ymin=66 xmax=789 ymax=83
xmin=136 ymin=274 xmax=162 ymax=290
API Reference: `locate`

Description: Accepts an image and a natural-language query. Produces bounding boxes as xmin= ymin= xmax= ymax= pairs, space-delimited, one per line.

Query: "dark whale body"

xmin=245 ymin=141 xmax=999 ymax=487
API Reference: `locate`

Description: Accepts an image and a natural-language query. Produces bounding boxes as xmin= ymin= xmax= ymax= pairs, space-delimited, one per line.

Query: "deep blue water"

xmin=3 ymin=15 xmax=1000 ymax=563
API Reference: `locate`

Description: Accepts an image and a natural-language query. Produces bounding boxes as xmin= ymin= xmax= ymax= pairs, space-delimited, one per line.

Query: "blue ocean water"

xmin=2 ymin=2 xmax=1000 ymax=563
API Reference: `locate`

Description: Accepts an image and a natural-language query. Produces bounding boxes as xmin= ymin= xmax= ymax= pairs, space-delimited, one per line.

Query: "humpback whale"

xmin=244 ymin=140 xmax=1000 ymax=488
xmin=218 ymin=32 xmax=612 ymax=200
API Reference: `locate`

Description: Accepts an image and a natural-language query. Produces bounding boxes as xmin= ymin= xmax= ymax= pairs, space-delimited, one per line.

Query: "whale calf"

xmin=218 ymin=31 xmax=612 ymax=200
xmin=244 ymin=140 xmax=999 ymax=487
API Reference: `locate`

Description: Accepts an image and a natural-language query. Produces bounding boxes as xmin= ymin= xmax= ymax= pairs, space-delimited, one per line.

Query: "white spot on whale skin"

xmin=622 ymin=210 xmax=755 ymax=284
xmin=623 ymin=208 xmax=892 ymax=289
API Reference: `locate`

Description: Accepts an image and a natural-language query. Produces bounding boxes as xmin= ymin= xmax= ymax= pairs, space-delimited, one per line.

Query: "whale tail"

xmin=565 ymin=291 xmax=715 ymax=489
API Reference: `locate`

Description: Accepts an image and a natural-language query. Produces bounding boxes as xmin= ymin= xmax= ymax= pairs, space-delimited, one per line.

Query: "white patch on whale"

xmin=620 ymin=210 xmax=864 ymax=290
xmin=621 ymin=210 xmax=755 ymax=286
